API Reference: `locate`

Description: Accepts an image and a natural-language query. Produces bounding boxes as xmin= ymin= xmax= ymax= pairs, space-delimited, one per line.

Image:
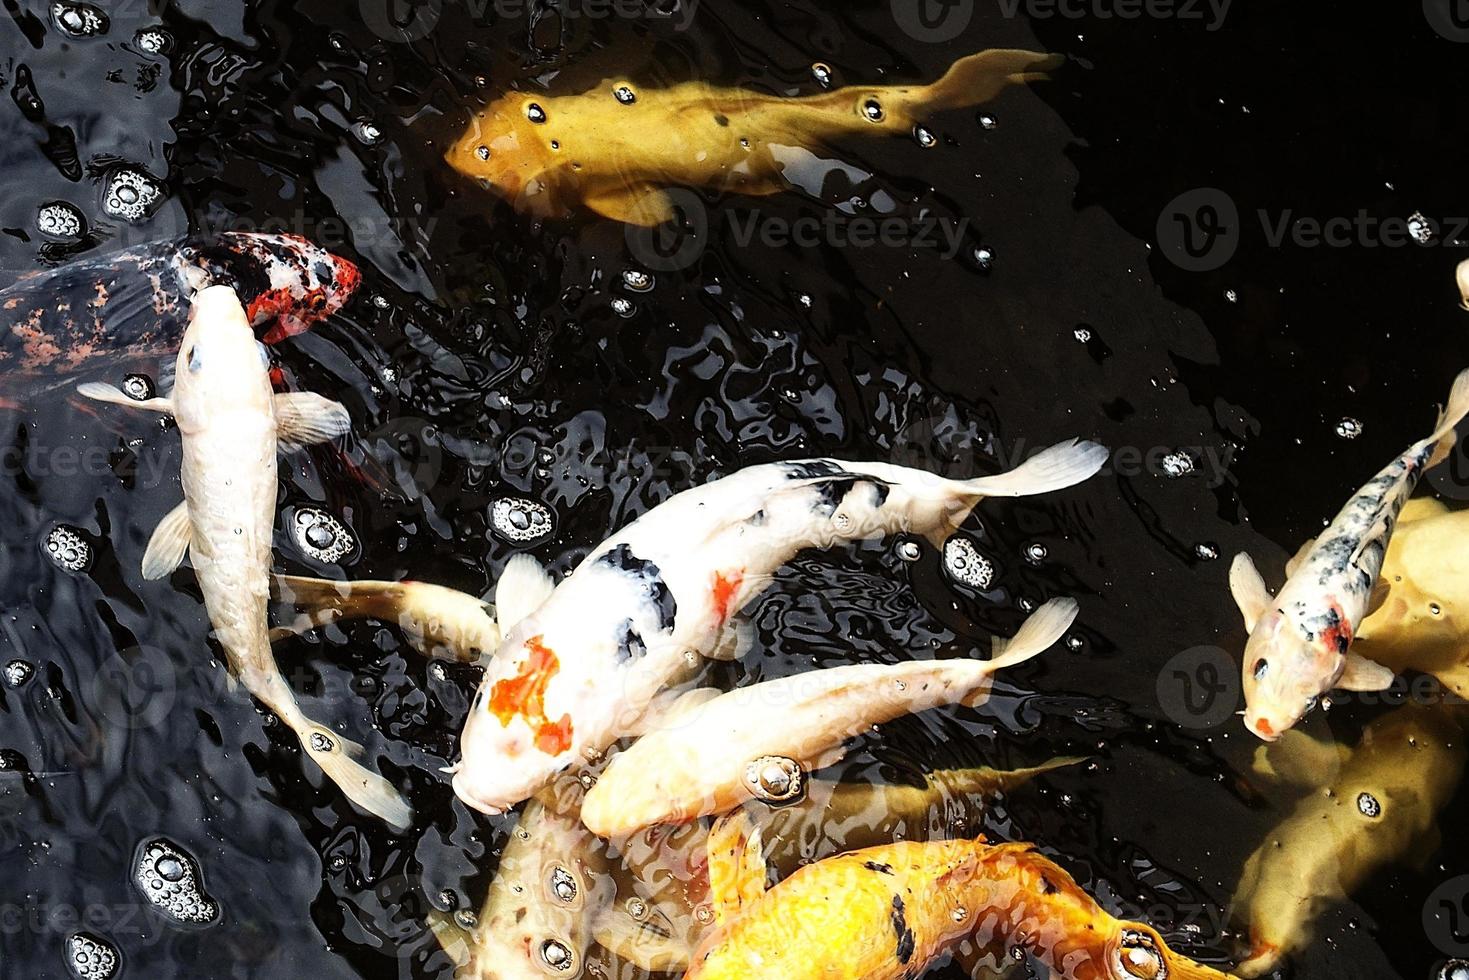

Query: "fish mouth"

xmin=1244 ymin=713 xmax=1282 ymax=741
xmin=451 ymin=770 xmax=510 ymax=816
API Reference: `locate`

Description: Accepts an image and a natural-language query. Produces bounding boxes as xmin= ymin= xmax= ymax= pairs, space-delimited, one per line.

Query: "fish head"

xmin=453 ymin=625 xmax=581 ymax=815
xmin=445 ymin=96 xmax=566 ymax=215
xmin=463 ymin=788 xmax=612 ymax=980
xmin=1240 ymin=609 xmax=1336 ymax=741
xmin=229 ymin=232 xmax=362 ymax=343
xmin=171 ymin=285 xmax=270 ymax=433
xmin=1105 ymin=923 xmax=1233 ymax=980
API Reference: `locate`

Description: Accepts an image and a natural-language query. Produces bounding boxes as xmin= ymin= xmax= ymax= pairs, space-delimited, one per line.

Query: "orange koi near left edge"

xmin=489 ymin=635 xmax=574 ymax=755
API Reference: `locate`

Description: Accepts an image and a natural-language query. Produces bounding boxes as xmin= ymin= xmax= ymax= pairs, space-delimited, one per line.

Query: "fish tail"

xmin=1426 ymin=367 xmax=1469 ymax=469
xmin=960 ymin=597 xmax=1078 ymax=707
xmin=425 ymin=908 xmax=474 ymax=970
xmin=919 ymin=49 xmax=1064 ymax=113
xmin=959 ymin=439 xmax=1108 ymax=500
xmin=271 ymin=574 xmax=398 ymax=631
xmin=300 ymin=725 xmax=414 ymax=829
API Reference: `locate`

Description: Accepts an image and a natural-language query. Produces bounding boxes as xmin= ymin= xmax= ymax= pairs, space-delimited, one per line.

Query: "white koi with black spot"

xmin=1230 ymin=368 xmax=1469 ymax=741
xmin=450 ymin=440 xmax=1109 ymax=815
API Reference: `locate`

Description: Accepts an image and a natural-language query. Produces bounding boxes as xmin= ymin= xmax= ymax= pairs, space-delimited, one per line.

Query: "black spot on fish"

xmin=863 ymin=861 xmax=895 ymax=875
xmin=747 ymin=509 xmax=766 ymax=527
xmin=781 ymin=460 xmax=850 ymax=481
xmin=811 ymin=478 xmax=859 ymax=517
xmin=597 ymin=544 xmax=678 ymax=632
xmin=613 ymin=619 xmax=647 ymax=664
xmin=870 ymin=482 xmax=891 ymax=508
xmin=714 ymin=114 xmax=729 ymax=127
xmin=890 ymin=894 xmax=915 ymax=964
xmin=313 ymin=260 xmax=335 ymax=284
xmin=1040 ymin=876 xmax=1058 ymax=896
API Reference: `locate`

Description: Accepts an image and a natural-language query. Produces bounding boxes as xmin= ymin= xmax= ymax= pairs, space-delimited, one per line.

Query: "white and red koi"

xmin=0 ymin=232 xmax=359 ymax=403
xmin=449 ymin=440 xmax=1108 ymax=815
xmin=78 ymin=286 xmax=409 ymax=827
xmin=1230 ymin=368 xmax=1469 ymax=741
xmin=580 ymin=598 xmax=1078 ymax=838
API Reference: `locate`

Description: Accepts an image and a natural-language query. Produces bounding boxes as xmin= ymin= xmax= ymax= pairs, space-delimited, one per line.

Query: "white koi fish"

xmin=1229 ymin=368 xmax=1469 ymax=741
xmin=79 ymin=285 xmax=411 ymax=827
xmin=580 ymin=598 xmax=1077 ymax=838
xmin=449 ymin=440 xmax=1108 ymax=815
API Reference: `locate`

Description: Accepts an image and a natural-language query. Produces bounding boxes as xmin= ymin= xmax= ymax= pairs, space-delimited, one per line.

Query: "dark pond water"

xmin=1 ymin=0 xmax=1467 ymax=977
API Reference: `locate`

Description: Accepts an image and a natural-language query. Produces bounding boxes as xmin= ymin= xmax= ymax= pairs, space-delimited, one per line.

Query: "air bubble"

xmin=1224 ymin=289 xmax=1238 ymax=303
xmin=621 ymin=269 xmax=653 ymax=292
xmin=454 ymin=908 xmax=478 ymax=929
xmin=613 ymin=84 xmax=637 ymax=105
xmin=1024 ymin=543 xmax=1048 ymax=563
xmin=627 ymin=898 xmax=647 ymax=919
xmin=549 ymin=867 xmax=577 ymax=903
xmin=896 ymin=540 xmax=921 ymax=562
xmin=1439 ymin=960 xmax=1469 ymax=980
xmin=352 ymin=121 xmax=383 ymax=145
xmin=475 ymin=145 xmax=490 ymax=161
xmin=101 ymin=168 xmax=163 ymax=222
xmin=292 ymin=508 xmax=355 ymax=563
xmin=132 ymin=839 xmax=219 ymax=924
xmin=44 ymin=525 xmax=92 ymax=573
xmin=951 ymin=907 xmax=968 ymax=923
xmin=1407 ymin=211 xmax=1435 ymax=245
xmin=811 ymin=63 xmax=833 ymax=87
xmin=973 ymin=246 xmax=993 ymax=270
xmin=1431 ymin=602 xmax=1443 ymax=616
xmin=942 ymin=537 xmax=993 ymax=590
xmin=526 ymin=103 xmax=548 ymax=124
xmin=51 ymin=1 xmax=108 ymax=37
xmin=491 ymin=497 xmax=554 ymax=543
xmin=4 ymin=660 xmax=33 ymax=688
xmin=1195 ymin=542 xmax=1220 ymax=561
xmin=744 ymin=755 xmax=804 ymax=804
xmin=1335 ymin=417 xmax=1363 ymax=440
xmin=1065 ymin=635 xmax=1085 ymax=652
xmin=122 ymin=374 xmax=156 ymax=400
xmin=1160 ymin=451 xmax=1196 ymax=478
xmin=37 ymin=201 xmax=84 ymax=239
xmin=977 ymin=114 xmax=997 ymax=130
xmin=540 ymin=939 xmax=572 ymax=970
xmin=309 ymin=732 xmax=335 ymax=752
xmin=861 ymin=98 xmax=884 ymax=122
xmin=914 ymin=126 xmax=937 ymax=148
xmin=1356 ymin=792 xmax=1381 ymax=817
xmin=610 ymin=297 xmax=634 ymax=318
xmin=1073 ymin=327 xmax=1093 ymax=343
xmin=133 ymin=27 xmax=170 ymax=54
xmin=66 ymin=932 xmax=119 ymax=980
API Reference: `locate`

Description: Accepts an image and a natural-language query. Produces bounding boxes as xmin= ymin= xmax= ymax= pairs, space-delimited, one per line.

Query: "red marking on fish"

xmin=712 ymin=570 xmax=744 ymax=623
xmin=1254 ymin=718 xmax=1275 ymax=738
xmin=488 ymin=635 xmax=574 ymax=756
xmin=1321 ymin=599 xmax=1354 ymax=654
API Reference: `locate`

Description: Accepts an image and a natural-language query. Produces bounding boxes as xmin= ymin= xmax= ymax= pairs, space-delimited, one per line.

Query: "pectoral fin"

xmin=1285 ymin=536 xmax=1316 ymax=578
xmin=77 ymin=381 xmax=173 ymax=413
xmin=1336 ymin=653 xmax=1396 ymax=692
xmin=1229 ymin=552 xmax=1273 ymax=633
xmin=495 ymin=554 xmax=555 ymax=629
xmin=1366 ymin=579 xmax=1391 ymax=617
xmin=706 ymin=810 xmax=767 ymax=925
xmin=1251 ymin=729 xmax=1345 ymax=785
xmin=140 ymin=501 xmax=193 ymax=580
xmin=274 ymin=392 xmax=351 ymax=452
xmin=585 ymin=184 xmax=677 ymax=227
xmin=425 ymin=909 xmax=473 ymax=969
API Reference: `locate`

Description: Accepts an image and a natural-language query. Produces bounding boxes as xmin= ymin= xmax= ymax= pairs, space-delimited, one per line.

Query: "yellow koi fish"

xmin=445 ymin=48 xmax=1061 ymax=227
xmin=1232 ymin=703 xmax=1465 ymax=977
xmin=685 ymin=814 xmax=1234 ymax=980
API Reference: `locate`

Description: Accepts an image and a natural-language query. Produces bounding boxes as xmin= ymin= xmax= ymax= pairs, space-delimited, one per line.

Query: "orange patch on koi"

xmin=488 ymin=635 xmax=574 ymax=756
xmin=712 ymin=570 xmax=744 ymax=623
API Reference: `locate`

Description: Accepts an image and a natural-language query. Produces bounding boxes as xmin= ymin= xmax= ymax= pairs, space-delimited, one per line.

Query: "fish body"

xmin=451 ymin=442 xmax=1108 ymax=815
xmin=78 ymin=286 xmax=408 ymax=826
xmin=1230 ymin=369 xmax=1469 ymax=740
xmin=580 ymin=598 xmax=1077 ymax=837
xmin=1 ymin=232 xmax=359 ymax=401
xmin=1233 ymin=704 xmax=1465 ymax=976
xmin=446 ymin=49 xmax=1061 ymax=227
xmin=685 ymin=822 xmax=1232 ymax=980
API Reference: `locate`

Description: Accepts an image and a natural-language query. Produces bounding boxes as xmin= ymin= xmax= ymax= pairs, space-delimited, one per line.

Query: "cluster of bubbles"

xmin=613 ymin=84 xmax=637 ymax=105
xmin=1440 ymin=961 xmax=1469 ymax=980
xmin=133 ymin=839 xmax=219 ymax=924
xmin=810 ymin=63 xmax=833 ymax=87
xmin=914 ymin=126 xmax=937 ymax=148
xmin=352 ymin=121 xmax=383 ymax=145
xmin=65 ymin=933 xmax=118 ymax=980
xmin=621 ymin=269 xmax=653 ymax=293
xmin=491 ymin=497 xmax=554 ymax=544
xmin=1407 ymin=211 xmax=1434 ymax=246
xmin=1023 ymin=542 xmax=1048 ymax=563
xmin=744 ymin=755 xmax=804 ymax=804
xmin=942 ymin=537 xmax=994 ymax=590
xmin=1356 ymin=791 xmax=1382 ymax=818
xmin=122 ymin=374 xmax=156 ymax=401
xmin=44 ymin=525 xmax=92 ymax=572
xmin=1194 ymin=542 xmax=1220 ymax=561
xmin=291 ymin=508 xmax=355 ymax=563
xmin=50 ymin=1 xmax=108 ymax=38
xmin=133 ymin=27 xmax=171 ymax=55
xmin=102 ymin=169 xmax=163 ymax=222
xmin=37 ymin=202 xmax=85 ymax=239
xmin=1335 ymin=417 xmax=1364 ymax=440
xmin=4 ymin=660 xmax=33 ymax=688
xmin=1160 ymin=451 xmax=1196 ymax=479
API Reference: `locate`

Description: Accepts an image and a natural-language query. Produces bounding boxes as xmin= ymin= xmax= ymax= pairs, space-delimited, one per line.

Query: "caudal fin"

xmin=961 ymin=439 xmax=1108 ymax=500
xmin=1427 ymin=367 xmax=1469 ymax=469
xmin=922 ymin=49 xmax=1064 ymax=113
xmin=991 ymin=597 xmax=1079 ymax=670
xmin=302 ymin=726 xmax=413 ymax=829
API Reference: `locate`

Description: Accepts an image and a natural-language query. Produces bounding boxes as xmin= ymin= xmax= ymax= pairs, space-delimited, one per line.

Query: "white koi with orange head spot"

xmin=1230 ymin=368 xmax=1469 ymax=741
xmin=452 ymin=442 xmax=1108 ymax=815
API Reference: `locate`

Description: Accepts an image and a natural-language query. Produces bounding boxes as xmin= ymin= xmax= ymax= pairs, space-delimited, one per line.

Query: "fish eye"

xmin=187 ymin=345 xmax=203 ymax=372
xmin=539 ymin=939 xmax=574 ymax=972
xmin=1252 ymin=659 xmax=1269 ymax=680
xmin=1115 ymin=930 xmax=1167 ymax=979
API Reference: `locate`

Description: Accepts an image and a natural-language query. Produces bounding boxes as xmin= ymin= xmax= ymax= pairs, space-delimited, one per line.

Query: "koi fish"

xmin=580 ymin=597 xmax=1077 ymax=838
xmin=1229 ymin=369 xmax=1469 ymax=741
xmin=1 ymin=232 xmax=359 ymax=403
xmin=450 ymin=440 xmax=1109 ymax=815
xmin=600 ymin=759 xmax=1084 ymax=974
xmin=445 ymin=49 xmax=1061 ymax=227
xmin=684 ymin=814 xmax=1234 ymax=980
xmin=77 ymin=286 xmax=410 ymax=827
xmin=1457 ymin=258 xmax=1469 ymax=312
xmin=1232 ymin=704 xmax=1465 ymax=976
xmin=1352 ymin=499 xmax=1469 ymax=698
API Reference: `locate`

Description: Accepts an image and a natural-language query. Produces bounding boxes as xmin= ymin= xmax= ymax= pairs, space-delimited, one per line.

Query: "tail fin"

xmin=1427 ymin=367 xmax=1469 ymax=469
xmin=302 ymin=726 xmax=413 ymax=829
xmin=921 ymin=49 xmax=1064 ymax=113
xmin=960 ymin=597 xmax=1078 ymax=708
xmin=929 ymin=755 xmax=1086 ymax=797
xmin=961 ymin=439 xmax=1108 ymax=500
xmin=271 ymin=574 xmax=406 ymax=630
